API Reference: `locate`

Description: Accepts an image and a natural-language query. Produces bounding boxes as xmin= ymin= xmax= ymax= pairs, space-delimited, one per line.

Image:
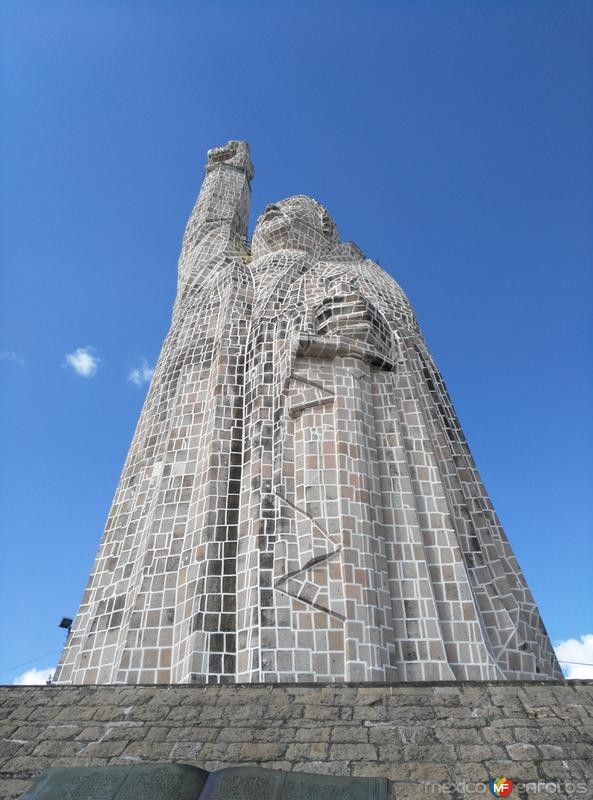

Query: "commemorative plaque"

xmin=20 ymin=763 xmax=387 ymax=800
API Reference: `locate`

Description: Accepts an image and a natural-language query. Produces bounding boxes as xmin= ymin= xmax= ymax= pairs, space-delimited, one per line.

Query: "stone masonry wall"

xmin=0 ymin=682 xmax=591 ymax=799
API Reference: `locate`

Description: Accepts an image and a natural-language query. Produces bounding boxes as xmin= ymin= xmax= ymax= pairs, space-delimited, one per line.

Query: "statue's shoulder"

xmin=316 ymin=243 xmax=395 ymax=291
xmin=322 ymin=243 xmax=393 ymax=284
xmin=326 ymin=241 xmax=365 ymax=262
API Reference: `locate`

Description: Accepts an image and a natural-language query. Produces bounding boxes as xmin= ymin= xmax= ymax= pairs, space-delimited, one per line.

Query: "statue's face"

xmin=251 ymin=195 xmax=338 ymax=259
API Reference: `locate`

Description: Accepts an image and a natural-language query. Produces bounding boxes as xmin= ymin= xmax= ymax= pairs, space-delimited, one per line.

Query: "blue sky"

xmin=1 ymin=1 xmax=592 ymax=684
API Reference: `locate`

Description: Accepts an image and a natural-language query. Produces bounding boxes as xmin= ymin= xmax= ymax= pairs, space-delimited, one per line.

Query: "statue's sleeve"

xmin=177 ymin=140 xmax=254 ymax=299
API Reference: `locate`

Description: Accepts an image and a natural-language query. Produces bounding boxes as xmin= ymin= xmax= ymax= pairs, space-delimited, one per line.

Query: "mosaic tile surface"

xmin=54 ymin=141 xmax=562 ymax=684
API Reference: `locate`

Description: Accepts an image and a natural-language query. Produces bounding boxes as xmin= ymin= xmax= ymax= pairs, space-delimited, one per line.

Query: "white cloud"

xmin=0 ymin=351 xmax=25 ymax=366
xmin=65 ymin=346 xmax=100 ymax=377
xmin=128 ymin=359 xmax=154 ymax=387
xmin=555 ymin=633 xmax=593 ymax=679
xmin=13 ymin=667 xmax=55 ymax=685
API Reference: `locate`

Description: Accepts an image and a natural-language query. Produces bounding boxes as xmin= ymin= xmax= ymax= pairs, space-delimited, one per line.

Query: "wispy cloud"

xmin=13 ymin=667 xmax=55 ymax=685
xmin=555 ymin=633 xmax=593 ymax=679
xmin=128 ymin=359 xmax=154 ymax=387
xmin=0 ymin=351 xmax=25 ymax=366
xmin=65 ymin=346 xmax=100 ymax=377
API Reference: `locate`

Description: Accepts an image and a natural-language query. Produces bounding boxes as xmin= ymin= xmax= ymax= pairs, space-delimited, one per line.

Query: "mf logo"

xmin=489 ymin=777 xmax=513 ymax=797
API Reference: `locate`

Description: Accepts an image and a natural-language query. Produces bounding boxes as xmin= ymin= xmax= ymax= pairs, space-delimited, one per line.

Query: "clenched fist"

xmin=206 ymin=140 xmax=254 ymax=180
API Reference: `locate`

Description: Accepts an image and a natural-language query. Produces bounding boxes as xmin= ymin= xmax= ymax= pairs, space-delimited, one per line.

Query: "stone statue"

xmin=53 ymin=141 xmax=562 ymax=684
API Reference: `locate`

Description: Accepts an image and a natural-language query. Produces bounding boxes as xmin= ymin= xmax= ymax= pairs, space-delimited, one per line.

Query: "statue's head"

xmin=251 ymin=195 xmax=339 ymax=259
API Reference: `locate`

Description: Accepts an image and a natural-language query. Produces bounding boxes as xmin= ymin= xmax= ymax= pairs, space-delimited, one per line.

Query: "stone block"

xmin=507 ymin=742 xmax=539 ymax=760
xmin=329 ymin=743 xmax=378 ymax=761
xmin=294 ymin=726 xmax=331 ymax=742
xmin=291 ymin=759 xmax=350 ymax=776
xmin=285 ymin=742 xmax=328 ymax=760
xmin=77 ymin=740 xmax=129 ymax=758
xmin=238 ymin=742 xmax=287 ymax=761
xmin=458 ymin=744 xmax=506 ymax=761
xmin=330 ymin=726 xmax=368 ymax=743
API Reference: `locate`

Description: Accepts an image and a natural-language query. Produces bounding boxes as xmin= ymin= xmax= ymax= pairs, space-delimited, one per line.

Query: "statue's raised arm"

xmin=177 ymin=140 xmax=254 ymax=298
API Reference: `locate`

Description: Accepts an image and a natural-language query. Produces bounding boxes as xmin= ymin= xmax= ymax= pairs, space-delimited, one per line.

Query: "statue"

xmin=53 ymin=141 xmax=561 ymax=684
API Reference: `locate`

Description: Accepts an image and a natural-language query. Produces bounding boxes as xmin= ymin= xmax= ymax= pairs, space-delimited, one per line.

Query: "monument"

xmin=53 ymin=140 xmax=561 ymax=684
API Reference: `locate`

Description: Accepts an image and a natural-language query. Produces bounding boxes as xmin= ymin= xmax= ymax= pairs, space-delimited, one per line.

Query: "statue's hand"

xmin=206 ymin=140 xmax=254 ymax=180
